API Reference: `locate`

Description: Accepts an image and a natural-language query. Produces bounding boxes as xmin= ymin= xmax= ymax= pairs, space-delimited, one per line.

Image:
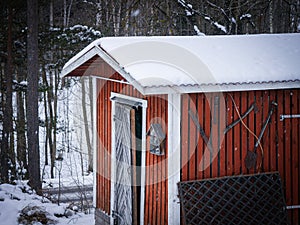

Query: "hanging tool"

xmin=224 ymin=102 xmax=257 ymax=134
xmin=189 ymin=109 xmax=213 ymax=154
xmin=280 ymin=114 xmax=300 ymax=121
xmin=245 ymin=101 xmax=277 ymax=170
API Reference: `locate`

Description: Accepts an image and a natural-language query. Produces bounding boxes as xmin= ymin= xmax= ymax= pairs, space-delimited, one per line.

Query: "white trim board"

xmin=110 ymin=92 xmax=147 ymax=225
xmin=168 ymin=93 xmax=181 ymax=225
xmin=92 ymin=77 xmax=97 ymax=208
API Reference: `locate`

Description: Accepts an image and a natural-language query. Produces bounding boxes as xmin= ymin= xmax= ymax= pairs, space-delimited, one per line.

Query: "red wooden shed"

xmin=61 ymin=34 xmax=300 ymax=225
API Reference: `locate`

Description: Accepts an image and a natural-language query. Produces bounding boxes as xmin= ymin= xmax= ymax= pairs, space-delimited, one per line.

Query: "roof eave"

xmin=60 ymin=47 xmax=99 ymax=78
xmin=60 ymin=43 xmax=146 ymax=95
xmin=93 ymin=45 xmax=145 ymax=95
xmin=143 ymin=80 xmax=300 ymax=95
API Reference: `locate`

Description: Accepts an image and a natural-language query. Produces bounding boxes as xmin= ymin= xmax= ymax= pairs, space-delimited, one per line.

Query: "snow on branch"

xmin=177 ymin=0 xmax=194 ymax=16
xmin=204 ymin=16 xmax=227 ymax=33
xmin=177 ymin=0 xmax=228 ymax=34
xmin=205 ymin=0 xmax=230 ymax=22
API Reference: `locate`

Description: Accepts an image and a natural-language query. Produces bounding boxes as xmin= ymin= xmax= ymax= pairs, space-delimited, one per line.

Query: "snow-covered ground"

xmin=0 ymin=181 xmax=94 ymax=225
xmin=0 ymin=61 xmax=96 ymax=225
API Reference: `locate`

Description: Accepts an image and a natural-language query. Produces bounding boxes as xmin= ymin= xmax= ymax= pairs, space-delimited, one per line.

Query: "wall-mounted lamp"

xmin=147 ymin=123 xmax=166 ymax=156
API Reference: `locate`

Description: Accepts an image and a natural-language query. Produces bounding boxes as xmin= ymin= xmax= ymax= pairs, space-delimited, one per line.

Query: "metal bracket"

xmin=280 ymin=114 xmax=300 ymax=121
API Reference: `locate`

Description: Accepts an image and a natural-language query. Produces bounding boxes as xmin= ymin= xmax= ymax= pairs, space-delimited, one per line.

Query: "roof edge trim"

xmin=60 ymin=47 xmax=99 ymax=78
xmin=60 ymin=40 xmax=146 ymax=95
xmin=93 ymin=45 xmax=145 ymax=94
xmin=143 ymin=80 xmax=300 ymax=95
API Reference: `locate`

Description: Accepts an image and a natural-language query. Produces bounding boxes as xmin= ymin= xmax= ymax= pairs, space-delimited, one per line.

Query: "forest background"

xmin=0 ymin=0 xmax=299 ymax=190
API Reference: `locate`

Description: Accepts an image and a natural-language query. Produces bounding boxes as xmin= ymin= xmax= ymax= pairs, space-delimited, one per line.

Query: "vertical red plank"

xmin=160 ymin=156 xmax=165 ymax=225
xmin=189 ymin=94 xmax=197 ymax=180
xmin=219 ymin=93 xmax=226 ymax=177
xmin=277 ymin=90 xmax=285 ymax=192
xmin=103 ymin=82 xmax=107 ymax=213
xmin=269 ymin=90 xmax=277 ymax=172
xmin=284 ymin=90 xmax=293 ymax=223
xmin=97 ymin=79 xmax=102 ymax=209
xmin=211 ymin=94 xmax=219 ymax=178
xmin=203 ymin=93 xmax=212 ymax=178
xmin=96 ymin=80 xmax=99 ymax=209
xmin=297 ymin=89 xmax=300 ymax=225
xmin=197 ymin=94 xmax=205 ymax=179
xmin=104 ymin=81 xmax=110 ymax=212
xmin=240 ymin=91 xmax=248 ymax=175
xmin=181 ymin=94 xmax=189 ymax=181
xmin=156 ymin=96 xmax=162 ymax=225
xmin=163 ymin=95 xmax=168 ymax=225
xmin=99 ymin=82 xmax=105 ymax=211
xmin=151 ymin=97 xmax=157 ymax=225
xmin=225 ymin=93 xmax=234 ymax=176
xmin=247 ymin=91 xmax=256 ymax=175
xmin=291 ymin=89 xmax=299 ymax=224
xmin=233 ymin=92 xmax=241 ymax=175
xmin=254 ymin=91 xmax=263 ymax=173
xmin=295 ymin=89 xmax=300 ymax=224
xmin=261 ymin=90 xmax=270 ymax=172
xmin=148 ymin=96 xmax=153 ymax=225
xmin=284 ymin=90 xmax=294 ymax=224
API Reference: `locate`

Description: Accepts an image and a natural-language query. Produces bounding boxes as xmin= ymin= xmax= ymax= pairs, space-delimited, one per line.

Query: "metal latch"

xmin=280 ymin=114 xmax=300 ymax=121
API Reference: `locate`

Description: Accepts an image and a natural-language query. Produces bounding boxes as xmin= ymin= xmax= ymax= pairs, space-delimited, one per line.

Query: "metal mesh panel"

xmin=178 ymin=172 xmax=288 ymax=225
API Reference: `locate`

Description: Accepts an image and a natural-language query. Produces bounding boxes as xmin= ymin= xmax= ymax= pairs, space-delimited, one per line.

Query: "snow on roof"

xmin=61 ymin=33 xmax=300 ymax=94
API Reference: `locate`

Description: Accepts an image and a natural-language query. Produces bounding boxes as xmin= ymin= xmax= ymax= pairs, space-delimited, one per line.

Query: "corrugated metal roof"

xmin=61 ymin=34 xmax=300 ymax=94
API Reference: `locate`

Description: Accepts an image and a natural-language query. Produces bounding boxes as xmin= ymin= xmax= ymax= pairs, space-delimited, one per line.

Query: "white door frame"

xmin=110 ymin=92 xmax=147 ymax=225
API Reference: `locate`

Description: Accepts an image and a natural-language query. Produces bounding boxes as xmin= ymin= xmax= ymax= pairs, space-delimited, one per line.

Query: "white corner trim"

xmin=92 ymin=77 xmax=97 ymax=208
xmin=109 ymin=92 xmax=147 ymax=225
xmin=140 ymin=99 xmax=147 ymax=225
xmin=168 ymin=93 xmax=181 ymax=225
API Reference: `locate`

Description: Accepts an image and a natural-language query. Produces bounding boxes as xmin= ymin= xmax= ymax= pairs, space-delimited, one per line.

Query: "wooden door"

xmin=113 ymin=103 xmax=133 ymax=225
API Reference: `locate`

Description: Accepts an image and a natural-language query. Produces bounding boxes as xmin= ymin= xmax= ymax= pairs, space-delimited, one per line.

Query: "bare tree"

xmin=49 ymin=0 xmax=54 ymax=28
xmin=1 ymin=3 xmax=13 ymax=183
xmin=81 ymin=78 xmax=93 ymax=173
xmin=63 ymin=0 xmax=74 ymax=28
xmin=16 ymin=67 xmax=28 ymax=178
xmin=27 ymin=0 xmax=41 ymax=193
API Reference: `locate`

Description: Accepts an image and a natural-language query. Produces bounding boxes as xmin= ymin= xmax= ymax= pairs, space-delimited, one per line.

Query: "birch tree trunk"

xmin=48 ymin=70 xmax=57 ymax=179
xmin=113 ymin=1 xmax=121 ymax=36
xmin=88 ymin=76 xmax=94 ymax=172
xmin=81 ymin=78 xmax=93 ymax=173
xmin=66 ymin=0 xmax=73 ymax=28
xmin=95 ymin=0 xmax=102 ymax=27
xmin=42 ymin=69 xmax=49 ymax=166
xmin=49 ymin=0 xmax=53 ymax=28
xmin=63 ymin=0 xmax=67 ymax=28
xmin=269 ymin=0 xmax=274 ymax=33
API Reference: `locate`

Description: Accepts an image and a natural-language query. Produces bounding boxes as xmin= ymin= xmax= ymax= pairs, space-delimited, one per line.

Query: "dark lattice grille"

xmin=178 ymin=172 xmax=288 ymax=225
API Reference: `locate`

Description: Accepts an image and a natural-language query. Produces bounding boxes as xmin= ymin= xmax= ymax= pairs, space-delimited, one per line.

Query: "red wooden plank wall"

xmin=144 ymin=95 xmax=168 ymax=225
xmin=96 ymin=77 xmax=168 ymax=224
xmin=96 ymin=76 xmax=143 ymax=214
xmin=181 ymin=89 xmax=300 ymax=224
